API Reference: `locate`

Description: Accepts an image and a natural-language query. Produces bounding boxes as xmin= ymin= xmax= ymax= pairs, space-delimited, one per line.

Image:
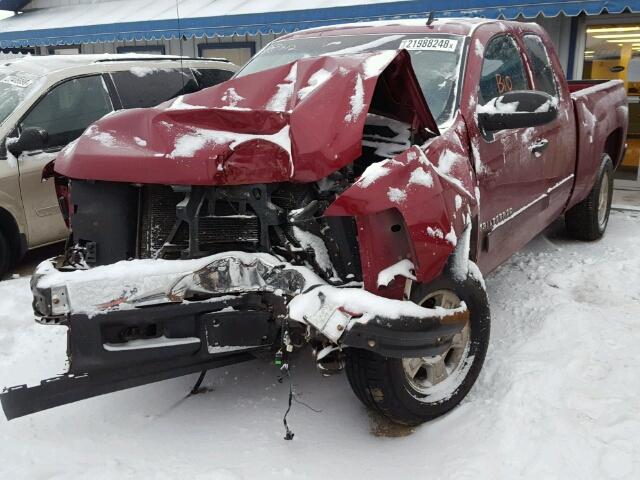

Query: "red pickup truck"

xmin=2 ymin=18 xmax=627 ymax=426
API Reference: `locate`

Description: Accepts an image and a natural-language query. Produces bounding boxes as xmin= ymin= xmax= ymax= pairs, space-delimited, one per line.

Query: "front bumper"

xmin=2 ymin=253 xmax=468 ymax=420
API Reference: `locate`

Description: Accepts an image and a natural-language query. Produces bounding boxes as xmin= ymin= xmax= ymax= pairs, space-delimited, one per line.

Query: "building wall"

xmin=28 ymin=14 xmax=575 ymax=73
xmin=48 ymin=32 xmax=280 ymax=59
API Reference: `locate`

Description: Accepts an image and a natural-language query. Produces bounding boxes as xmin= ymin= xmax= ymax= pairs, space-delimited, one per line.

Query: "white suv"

xmin=0 ymin=54 xmax=237 ymax=277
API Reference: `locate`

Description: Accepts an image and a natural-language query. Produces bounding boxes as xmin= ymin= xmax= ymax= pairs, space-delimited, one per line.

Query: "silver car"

xmin=0 ymin=54 xmax=237 ymax=277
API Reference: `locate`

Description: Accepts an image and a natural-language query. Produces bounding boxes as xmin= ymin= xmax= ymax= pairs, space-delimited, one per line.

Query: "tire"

xmin=345 ymin=268 xmax=491 ymax=425
xmin=565 ymin=154 xmax=614 ymax=241
xmin=0 ymin=230 xmax=10 ymax=280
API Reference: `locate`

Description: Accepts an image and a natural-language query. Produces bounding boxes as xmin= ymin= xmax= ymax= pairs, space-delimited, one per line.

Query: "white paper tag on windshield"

xmin=0 ymin=73 xmax=36 ymax=88
xmin=399 ymin=38 xmax=458 ymax=52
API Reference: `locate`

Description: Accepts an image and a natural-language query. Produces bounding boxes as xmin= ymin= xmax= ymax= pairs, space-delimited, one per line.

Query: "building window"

xmin=1 ymin=47 xmax=36 ymax=55
xmin=583 ymin=23 xmax=640 ymax=185
xmin=48 ymin=46 xmax=81 ymax=55
xmin=117 ymin=45 xmax=166 ymax=55
xmin=198 ymin=42 xmax=255 ymax=67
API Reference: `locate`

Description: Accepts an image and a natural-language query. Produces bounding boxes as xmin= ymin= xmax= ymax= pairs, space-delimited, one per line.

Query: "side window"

xmin=523 ymin=35 xmax=559 ymax=98
xmin=479 ymin=35 xmax=529 ymax=105
xmin=192 ymin=68 xmax=234 ymax=89
xmin=20 ymin=75 xmax=113 ymax=150
xmin=110 ymin=68 xmax=198 ymax=109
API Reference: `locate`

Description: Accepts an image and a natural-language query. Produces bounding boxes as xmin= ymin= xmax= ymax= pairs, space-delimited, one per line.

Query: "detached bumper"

xmin=2 ymin=254 xmax=467 ymax=420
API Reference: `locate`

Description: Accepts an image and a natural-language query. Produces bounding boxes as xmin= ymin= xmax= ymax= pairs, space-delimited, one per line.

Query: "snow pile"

xmin=266 ymin=63 xmax=297 ymax=112
xmin=444 ymin=227 xmax=457 ymax=246
xmin=288 ymin=285 xmax=464 ymax=327
xmin=408 ymin=167 xmax=434 ymax=188
xmin=344 ymin=74 xmax=365 ymax=122
xmin=133 ymin=136 xmax=147 ymax=147
xmin=477 ymin=97 xmax=519 ymax=114
xmin=427 ymin=226 xmax=445 ymax=239
xmin=168 ymin=95 xmax=206 ymax=110
xmin=169 ymin=124 xmax=291 ymax=162
xmin=292 ymin=226 xmax=339 ymax=280
xmin=377 ymin=259 xmax=416 ymax=287
xmin=362 ymin=50 xmax=397 ymax=79
xmin=474 ymin=39 xmax=484 ymax=57
xmin=2 ymin=213 xmax=640 ymax=479
xmin=129 ymin=66 xmax=158 ymax=78
xmin=534 ymin=96 xmax=559 ymax=113
xmin=84 ymin=124 xmax=118 ymax=148
xmin=387 ymin=187 xmax=407 ymax=203
xmin=297 ymin=68 xmax=332 ymax=100
xmin=221 ymin=87 xmax=244 ymax=108
xmin=356 ymin=158 xmax=398 ymax=187
xmin=437 ymin=149 xmax=460 ymax=174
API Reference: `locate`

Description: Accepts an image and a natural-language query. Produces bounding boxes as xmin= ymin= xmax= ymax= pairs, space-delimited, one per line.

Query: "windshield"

xmin=237 ymin=34 xmax=465 ymax=126
xmin=0 ymin=71 xmax=44 ymax=126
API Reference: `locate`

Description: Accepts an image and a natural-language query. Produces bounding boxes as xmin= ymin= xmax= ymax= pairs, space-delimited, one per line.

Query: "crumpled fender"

xmin=55 ymin=50 xmax=438 ymax=186
xmin=325 ymin=116 xmax=478 ymax=293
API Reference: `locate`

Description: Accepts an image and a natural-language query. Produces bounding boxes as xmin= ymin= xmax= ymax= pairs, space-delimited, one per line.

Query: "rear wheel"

xmin=345 ymin=270 xmax=490 ymax=425
xmin=565 ymin=154 xmax=613 ymax=241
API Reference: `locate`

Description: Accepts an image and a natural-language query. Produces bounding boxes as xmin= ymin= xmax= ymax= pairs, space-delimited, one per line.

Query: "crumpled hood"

xmin=54 ymin=50 xmax=438 ymax=185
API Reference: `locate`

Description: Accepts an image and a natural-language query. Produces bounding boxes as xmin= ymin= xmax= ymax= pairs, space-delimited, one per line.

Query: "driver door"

xmin=470 ymin=34 xmax=549 ymax=273
xmin=17 ymin=75 xmax=113 ymax=246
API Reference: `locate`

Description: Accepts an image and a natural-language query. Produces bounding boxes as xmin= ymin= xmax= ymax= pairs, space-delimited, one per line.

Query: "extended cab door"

xmin=466 ymin=33 xmax=549 ymax=273
xmin=16 ymin=74 xmax=113 ymax=246
xmin=521 ymin=34 xmax=577 ymax=222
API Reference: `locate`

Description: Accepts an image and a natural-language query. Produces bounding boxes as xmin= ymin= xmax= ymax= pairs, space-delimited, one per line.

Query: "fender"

xmin=325 ymin=120 xmax=478 ymax=296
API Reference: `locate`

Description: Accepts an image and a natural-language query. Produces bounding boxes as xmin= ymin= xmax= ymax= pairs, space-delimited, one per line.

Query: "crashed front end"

xmin=3 ymin=253 xmax=468 ymax=420
xmin=2 ymin=50 xmax=477 ymax=420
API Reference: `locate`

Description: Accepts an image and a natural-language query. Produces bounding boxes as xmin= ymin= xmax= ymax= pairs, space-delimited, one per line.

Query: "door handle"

xmin=529 ymin=139 xmax=549 ymax=155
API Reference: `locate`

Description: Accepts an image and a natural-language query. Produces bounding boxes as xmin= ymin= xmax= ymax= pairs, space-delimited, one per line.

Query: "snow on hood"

xmin=54 ymin=50 xmax=438 ymax=186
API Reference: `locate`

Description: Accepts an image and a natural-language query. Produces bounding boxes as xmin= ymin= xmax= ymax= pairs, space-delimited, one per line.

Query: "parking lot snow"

xmin=0 ymin=211 xmax=639 ymax=479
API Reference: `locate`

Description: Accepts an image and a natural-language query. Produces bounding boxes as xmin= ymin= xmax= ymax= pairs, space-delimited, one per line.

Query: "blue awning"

xmin=0 ymin=0 xmax=637 ymax=48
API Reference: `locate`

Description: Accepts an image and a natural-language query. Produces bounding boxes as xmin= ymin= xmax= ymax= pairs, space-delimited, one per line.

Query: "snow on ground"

xmin=1 ymin=211 xmax=639 ymax=479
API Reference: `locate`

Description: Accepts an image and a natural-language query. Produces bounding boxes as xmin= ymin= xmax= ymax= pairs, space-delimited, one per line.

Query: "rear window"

xmin=110 ymin=67 xmax=198 ymax=108
xmin=523 ymin=35 xmax=559 ymax=98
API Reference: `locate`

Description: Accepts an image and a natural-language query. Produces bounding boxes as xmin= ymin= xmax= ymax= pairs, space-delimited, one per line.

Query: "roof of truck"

xmin=0 ymin=53 xmax=232 ymax=76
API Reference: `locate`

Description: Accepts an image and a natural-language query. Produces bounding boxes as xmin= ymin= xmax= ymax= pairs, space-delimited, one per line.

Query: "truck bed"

xmin=568 ymin=79 xmax=628 ymax=209
xmin=567 ymin=79 xmax=608 ymax=94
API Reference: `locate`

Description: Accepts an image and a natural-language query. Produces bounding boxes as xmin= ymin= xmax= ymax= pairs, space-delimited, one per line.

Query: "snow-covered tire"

xmin=345 ymin=269 xmax=490 ymax=425
xmin=565 ymin=154 xmax=613 ymax=241
xmin=0 ymin=230 xmax=9 ymax=280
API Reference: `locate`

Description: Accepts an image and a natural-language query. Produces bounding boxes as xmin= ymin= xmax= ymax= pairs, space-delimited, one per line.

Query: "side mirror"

xmin=477 ymin=91 xmax=558 ymax=133
xmin=7 ymin=127 xmax=48 ymax=156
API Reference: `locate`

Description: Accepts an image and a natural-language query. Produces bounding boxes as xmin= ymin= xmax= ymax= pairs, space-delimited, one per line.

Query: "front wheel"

xmin=345 ymin=268 xmax=490 ymax=425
